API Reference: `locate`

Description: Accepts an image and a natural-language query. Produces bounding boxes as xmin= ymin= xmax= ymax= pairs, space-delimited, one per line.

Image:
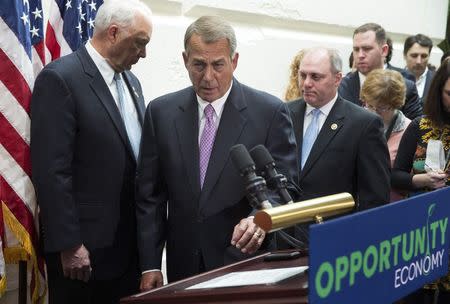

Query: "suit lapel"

xmin=199 ymin=81 xmax=247 ymax=208
xmin=300 ymin=98 xmax=345 ymax=179
xmin=174 ymin=90 xmax=201 ymax=198
xmin=77 ymin=46 xmax=135 ymax=161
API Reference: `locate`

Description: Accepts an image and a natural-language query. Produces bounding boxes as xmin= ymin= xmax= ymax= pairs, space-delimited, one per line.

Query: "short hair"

xmin=184 ymin=16 xmax=237 ymax=58
xmin=360 ymin=69 xmax=406 ymax=109
xmin=303 ymin=47 xmax=343 ymax=74
xmin=348 ymin=52 xmax=354 ymax=69
xmin=93 ymin=0 xmax=152 ymax=35
xmin=403 ymin=34 xmax=433 ymax=55
xmin=386 ymin=37 xmax=393 ymax=64
xmin=423 ymin=58 xmax=450 ymax=127
xmin=284 ymin=49 xmax=305 ymax=101
xmin=353 ymin=23 xmax=387 ymax=46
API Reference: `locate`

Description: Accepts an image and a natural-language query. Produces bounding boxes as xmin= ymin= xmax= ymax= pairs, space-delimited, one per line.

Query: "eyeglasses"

xmin=364 ymin=104 xmax=392 ymax=114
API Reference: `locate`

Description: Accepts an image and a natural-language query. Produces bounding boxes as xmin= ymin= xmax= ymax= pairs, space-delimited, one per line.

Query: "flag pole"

xmin=19 ymin=261 xmax=27 ymax=304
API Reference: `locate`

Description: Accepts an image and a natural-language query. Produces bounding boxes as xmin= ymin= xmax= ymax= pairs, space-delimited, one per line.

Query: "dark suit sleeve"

xmin=392 ymin=118 xmax=420 ymax=191
xmin=31 ymin=68 xmax=81 ymax=252
xmin=338 ymin=75 xmax=360 ymax=105
xmin=401 ymin=80 xmax=423 ymax=120
xmin=135 ymin=102 xmax=168 ymax=271
xmin=356 ymin=116 xmax=391 ymax=210
xmin=264 ymin=102 xmax=299 ymax=200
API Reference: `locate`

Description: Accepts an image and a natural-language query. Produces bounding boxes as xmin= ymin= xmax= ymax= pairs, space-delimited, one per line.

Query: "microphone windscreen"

xmin=250 ymin=145 xmax=274 ymax=172
xmin=230 ymin=144 xmax=254 ymax=171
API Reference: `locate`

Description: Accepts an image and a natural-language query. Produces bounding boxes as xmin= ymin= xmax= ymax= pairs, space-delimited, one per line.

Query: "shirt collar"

xmin=358 ymin=71 xmax=366 ymax=88
xmin=417 ymin=67 xmax=429 ymax=82
xmin=305 ymin=93 xmax=338 ymax=116
xmin=85 ymin=41 xmax=116 ymax=86
xmin=197 ymin=81 xmax=233 ymax=119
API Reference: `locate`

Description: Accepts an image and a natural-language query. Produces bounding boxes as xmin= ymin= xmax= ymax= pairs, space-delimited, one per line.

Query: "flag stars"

xmin=32 ymin=7 xmax=42 ymax=20
xmin=30 ymin=26 xmax=40 ymax=37
xmin=78 ymin=4 xmax=83 ymax=14
xmin=20 ymin=12 xmax=29 ymax=26
xmin=80 ymin=12 xmax=86 ymax=21
xmin=23 ymin=0 xmax=30 ymax=10
xmin=87 ymin=18 xmax=95 ymax=28
xmin=88 ymin=1 xmax=97 ymax=11
xmin=76 ymin=22 xmax=83 ymax=35
xmin=65 ymin=0 xmax=72 ymax=10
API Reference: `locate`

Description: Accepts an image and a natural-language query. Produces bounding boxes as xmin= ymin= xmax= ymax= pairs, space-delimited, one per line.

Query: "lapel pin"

xmin=331 ymin=123 xmax=338 ymax=130
xmin=132 ymin=87 xmax=140 ymax=98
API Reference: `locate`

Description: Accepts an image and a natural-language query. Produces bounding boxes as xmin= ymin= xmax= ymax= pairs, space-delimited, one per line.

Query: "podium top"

xmin=121 ymin=250 xmax=308 ymax=304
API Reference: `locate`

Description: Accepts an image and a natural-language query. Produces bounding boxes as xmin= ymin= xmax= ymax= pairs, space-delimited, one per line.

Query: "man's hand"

xmin=140 ymin=271 xmax=164 ymax=292
xmin=60 ymin=244 xmax=91 ymax=282
xmin=231 ymin=217 xmax=266 ymax=254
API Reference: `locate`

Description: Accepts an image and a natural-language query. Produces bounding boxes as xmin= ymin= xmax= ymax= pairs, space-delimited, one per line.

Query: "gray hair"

xmin=184 ymin=16 xmax=237 ymax=58
xmin=304 ymin=47 xmax=343 ymax=73
xmin=93 ymin=0 xmax=152 ymax=35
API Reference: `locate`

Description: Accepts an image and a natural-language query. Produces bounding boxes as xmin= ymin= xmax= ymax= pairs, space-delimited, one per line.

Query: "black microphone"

xmin=249 ymin=145 xmax=293 ymax=204
xmin=230 ymin=144 xmax=272 ymax=210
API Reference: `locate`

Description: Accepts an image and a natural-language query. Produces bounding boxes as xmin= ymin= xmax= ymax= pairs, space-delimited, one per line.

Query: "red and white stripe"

xmin=0 ymin=10 xmax=46 ymax=303
xmin=45 ymin=0 xmax=73 ymax=62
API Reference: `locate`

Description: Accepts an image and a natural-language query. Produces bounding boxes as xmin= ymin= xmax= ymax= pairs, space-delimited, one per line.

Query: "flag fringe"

xmin=0 ymin=275 xmax=6 ymax=297
xmin=1 ymin=201 xmax=46 ymax=304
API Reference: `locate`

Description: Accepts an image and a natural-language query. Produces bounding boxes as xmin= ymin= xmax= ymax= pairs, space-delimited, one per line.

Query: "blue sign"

xmin=309 ymin=187 xmax=450 ymax=304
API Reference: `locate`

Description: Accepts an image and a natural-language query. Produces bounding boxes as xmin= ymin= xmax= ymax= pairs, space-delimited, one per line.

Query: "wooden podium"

xmin=121 ymin=250 xmax=308 ymax=304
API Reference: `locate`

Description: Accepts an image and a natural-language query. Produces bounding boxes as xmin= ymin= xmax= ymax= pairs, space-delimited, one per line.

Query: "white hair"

xmin=93 ymin=0 xmax=152 ymax=34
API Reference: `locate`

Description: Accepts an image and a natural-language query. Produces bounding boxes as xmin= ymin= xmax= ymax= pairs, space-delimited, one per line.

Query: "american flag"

xmin=1 ymin=0 xmax=103 ymax=302
xmin=0 ymin=0 xmax=46 ymax=302
xmin=46 ymin=0 xmax=104 ymax=61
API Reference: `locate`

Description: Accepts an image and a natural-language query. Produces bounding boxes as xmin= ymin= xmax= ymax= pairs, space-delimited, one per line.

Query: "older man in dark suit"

xmin=30 ymin=1 xmax=152 ymax=303
xmin=339 ymin=23 xmax=422 ymax=120
xmin=288 ymin=47 xmax=390 ymax=215
xmin=136 ymin=16 xmax=298 ymax=290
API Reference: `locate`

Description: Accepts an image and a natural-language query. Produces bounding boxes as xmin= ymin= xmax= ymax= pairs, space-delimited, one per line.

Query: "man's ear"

xmin=182 ymin=51 xmax=188 ymax=68
xmin=231 ymin=52 xmax=239 ymax=71
xmin=107 ymin=24 xmax=119 ymax=43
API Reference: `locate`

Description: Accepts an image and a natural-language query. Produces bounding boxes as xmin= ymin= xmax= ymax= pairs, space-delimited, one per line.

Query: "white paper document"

xmin=186 ymin=266 xmax=308 ymax=290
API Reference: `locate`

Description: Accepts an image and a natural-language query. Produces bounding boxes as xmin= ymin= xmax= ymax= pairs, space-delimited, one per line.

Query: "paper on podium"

xmin=186 ymin=266 xmax=308 ymax=289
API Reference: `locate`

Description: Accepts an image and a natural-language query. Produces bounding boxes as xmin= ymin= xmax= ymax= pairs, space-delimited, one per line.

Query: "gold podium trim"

xmin=254 ymin=192 xmax=355 ymax=232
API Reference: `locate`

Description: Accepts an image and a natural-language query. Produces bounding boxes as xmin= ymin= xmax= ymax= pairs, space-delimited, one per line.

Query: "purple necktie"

xmin=199 ymin=104 xmax=217 ymax=188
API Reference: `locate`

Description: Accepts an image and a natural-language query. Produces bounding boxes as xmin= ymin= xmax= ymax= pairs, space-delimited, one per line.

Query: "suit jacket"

xmin=287 ymin=96 xmax=390 ymax=211
xmin=422 ymin=69 xmax=435 ymax=103
xmin=386 ymin=63 xmax=415 ymax=82
xmin=338 ymin=70 xmax=422 ymax=120
xmin=31 ymin=46 xmax=145 ymax=280
xmin=136 ymin=79 xmax=298 ymax=282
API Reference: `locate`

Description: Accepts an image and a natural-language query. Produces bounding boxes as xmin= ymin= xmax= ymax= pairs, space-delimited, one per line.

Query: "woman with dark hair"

xmin=392 ymin=59 xmax=450 ymax=303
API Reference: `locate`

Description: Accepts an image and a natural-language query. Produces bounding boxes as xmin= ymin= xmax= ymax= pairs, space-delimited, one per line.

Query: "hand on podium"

xmin=140 ymin=270 xmax=163 ymax=291
xmin=231 ymin=217 xmax=266 ymax=254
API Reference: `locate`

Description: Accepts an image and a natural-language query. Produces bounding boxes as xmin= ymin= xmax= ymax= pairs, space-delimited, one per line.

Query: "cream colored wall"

xmin=135 ymin=0 xmax=448 ymax=101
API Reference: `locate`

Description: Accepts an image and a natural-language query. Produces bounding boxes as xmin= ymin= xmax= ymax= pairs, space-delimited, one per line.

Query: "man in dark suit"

xmin=403 ymin=34 xmax=436 ymax=102
xmin=136 ymin=16 xmax=298 ymax=290
xmin=288 ymin=47 xmax=390 ymax=213
xmin=30 ymin=1 xmax=152 ymax=303
xmin=339 ymin=23 xmax=422 ymax=120
xmin=385 ymin=37 xmax=416 ymax=82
